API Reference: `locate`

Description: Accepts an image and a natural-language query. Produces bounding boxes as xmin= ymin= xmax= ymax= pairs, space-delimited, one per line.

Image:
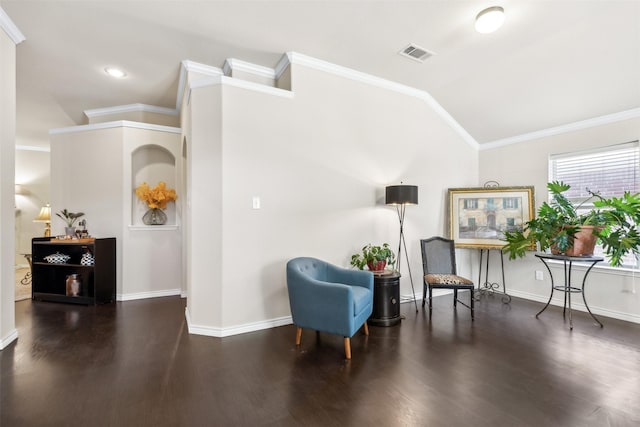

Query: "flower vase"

xmin=142 ymin=208 xmax=167 ymax=226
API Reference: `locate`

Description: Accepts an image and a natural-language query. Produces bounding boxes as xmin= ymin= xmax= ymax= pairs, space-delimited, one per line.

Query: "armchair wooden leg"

xmin=363 ymin=322 xmax=369 ymax=336
xmin=344 ymin=337 xmax=351 ymax=360
xmin=295 ymin=327 xmax=302 ymax=346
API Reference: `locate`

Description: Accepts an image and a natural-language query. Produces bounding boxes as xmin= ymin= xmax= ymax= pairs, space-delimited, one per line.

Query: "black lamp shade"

xmin=385 ymin=185 xmax=418 ymax=205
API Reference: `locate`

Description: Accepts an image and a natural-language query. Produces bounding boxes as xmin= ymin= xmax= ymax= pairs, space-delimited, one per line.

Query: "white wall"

xmin=15 ymin=148 xmax=50 ymax=264
xmin=479 ymin=116 xmax=640 ymax=323
xmin=185 ymin=59 xmax=479 ymax=335
xmin=49 ymin=123 xmax=182 ymax=300
xmin=0 ymin=15 xmax=18 ymax=349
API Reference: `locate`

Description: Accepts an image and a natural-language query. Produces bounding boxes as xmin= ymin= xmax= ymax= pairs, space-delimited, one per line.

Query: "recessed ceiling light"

xmin=104 ymin=67 xmax=127 ymax=78
xmin=475 ymin=6 xmax=505 ymax=34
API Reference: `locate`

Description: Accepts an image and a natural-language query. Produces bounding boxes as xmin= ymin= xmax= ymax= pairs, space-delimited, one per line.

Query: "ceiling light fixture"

xmin=104 ymin=67 xmax=127 ymax=78
xmin=475 ymin=6 xmax=505 ymax=34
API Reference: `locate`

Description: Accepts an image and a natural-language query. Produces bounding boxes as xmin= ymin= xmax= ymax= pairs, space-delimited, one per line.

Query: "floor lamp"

xmin=386 ymin=185 xmax=419 ymax=312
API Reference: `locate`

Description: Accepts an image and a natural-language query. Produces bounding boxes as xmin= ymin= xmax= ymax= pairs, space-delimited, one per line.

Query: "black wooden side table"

xmin=369 ymin=271 xmax=401 ymax=327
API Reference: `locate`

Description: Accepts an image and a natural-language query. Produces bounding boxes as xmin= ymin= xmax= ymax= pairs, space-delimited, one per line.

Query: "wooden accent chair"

xmin=286 ymin=257 xmax=373 ymax=359
xmin=420 ymin=237 xmax=475 ymax=320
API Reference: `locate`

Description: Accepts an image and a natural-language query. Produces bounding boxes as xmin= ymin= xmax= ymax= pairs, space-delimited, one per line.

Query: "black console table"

xmin=535 ymin=253 xmax=604 ymax=329
xmin=369 ymin=271 xmax=401 ymax=327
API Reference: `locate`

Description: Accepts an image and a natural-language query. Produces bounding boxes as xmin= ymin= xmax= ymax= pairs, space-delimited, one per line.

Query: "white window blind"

xmin=549 ymin=141 xmax=640 ymax=203
xmin=549 ymin=141 xmax=640 ymax=268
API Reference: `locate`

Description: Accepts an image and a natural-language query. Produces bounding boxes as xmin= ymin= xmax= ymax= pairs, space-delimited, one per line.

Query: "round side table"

xmin=368 ymin=271 xmax=401 ymax=327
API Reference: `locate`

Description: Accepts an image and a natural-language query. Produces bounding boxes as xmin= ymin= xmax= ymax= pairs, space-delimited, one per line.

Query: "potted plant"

xmin=350 ymin=243 xmax=396 ymax=272
xmin=502 ymin=181 xmax=640 ymax=266
xmin=55 ymin=209 xmax=85 ymax=237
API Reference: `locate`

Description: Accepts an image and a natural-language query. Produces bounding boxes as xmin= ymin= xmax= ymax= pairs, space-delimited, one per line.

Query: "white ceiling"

xmin=2 ymin=0 xmax=639 ymax=149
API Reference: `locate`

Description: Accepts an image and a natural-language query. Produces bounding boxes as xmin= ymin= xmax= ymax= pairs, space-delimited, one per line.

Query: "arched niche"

xmin=131 ymin=144 xmax=177 ymax=226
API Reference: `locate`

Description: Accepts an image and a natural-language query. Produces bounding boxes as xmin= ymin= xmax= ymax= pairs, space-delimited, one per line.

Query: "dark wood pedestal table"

xmin=534 ymin=253 xmax=604 ymax=330
xmin=368 ymin=271 xmax=401 ymax=327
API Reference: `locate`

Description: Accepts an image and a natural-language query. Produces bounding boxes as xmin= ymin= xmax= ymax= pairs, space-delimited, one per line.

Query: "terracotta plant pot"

xmin=367 ymin=260 xmax=387 ymax=272
xmin=552 ymin=225 xmax=599 ymax=256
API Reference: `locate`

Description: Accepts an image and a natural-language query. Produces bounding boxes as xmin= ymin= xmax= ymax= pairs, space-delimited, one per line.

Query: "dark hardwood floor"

xmin=1 ymin=294 xmax=639 ymax=426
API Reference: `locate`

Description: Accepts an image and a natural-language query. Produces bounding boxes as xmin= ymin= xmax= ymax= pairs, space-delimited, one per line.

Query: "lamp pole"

xmin=385 ymin=185 xmax=419 ymax=312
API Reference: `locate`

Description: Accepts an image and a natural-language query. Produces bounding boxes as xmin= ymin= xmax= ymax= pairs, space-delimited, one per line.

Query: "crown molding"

xmin=176 ymin=60 xmax=223 ymax=110
xmin=84 ymin=103 xmax=178 ymax=119
xmin=0 ymin=7 xmax=25 ymax=44
xmin=223 ymin=58 xmax=276 ymax=79
xmin=480 ymin=107 xmax=640 ymax=150
xmin=49 ymin=120 xmax=181 ymax=135
xmin=16 ymin=145 xmax=50 ymax=152
xmin=189 ymin=74 xmax=293 ymax=99
xmin=274 ymin=53 xmax=291 ymax=79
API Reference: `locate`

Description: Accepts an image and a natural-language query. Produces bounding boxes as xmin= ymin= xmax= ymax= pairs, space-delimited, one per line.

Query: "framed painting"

xmin=448 ymin=186 xmax=535 ymax=249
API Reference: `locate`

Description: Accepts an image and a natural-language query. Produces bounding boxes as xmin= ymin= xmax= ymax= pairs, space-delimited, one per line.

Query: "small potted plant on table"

xmin=56 ymin=209 xmax=85 ymax=237
xmin=350 ymin=243 xmax=396 ymax=273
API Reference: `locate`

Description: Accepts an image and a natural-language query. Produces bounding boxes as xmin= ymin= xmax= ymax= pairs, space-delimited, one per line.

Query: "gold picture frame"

xmin=448 ymin=186 xmax=535 ymax=249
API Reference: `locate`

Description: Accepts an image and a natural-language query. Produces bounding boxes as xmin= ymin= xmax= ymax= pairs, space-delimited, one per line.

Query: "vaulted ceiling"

xmin=3 ymin=1 xmax=639 ymax=150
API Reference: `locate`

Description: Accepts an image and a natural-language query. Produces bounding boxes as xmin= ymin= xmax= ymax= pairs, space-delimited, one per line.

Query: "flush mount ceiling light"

xmin=104 ymin=67 xmax=127 ymax=78
xmin=475 ymin=6 xmax=505 ymax=34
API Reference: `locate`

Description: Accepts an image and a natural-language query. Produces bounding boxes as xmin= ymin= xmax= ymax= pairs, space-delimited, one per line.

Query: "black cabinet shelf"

xmin=31 ymin=237 xmax=116 ymax=305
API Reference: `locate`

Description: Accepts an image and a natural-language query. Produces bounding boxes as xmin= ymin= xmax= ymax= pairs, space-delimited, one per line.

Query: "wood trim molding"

xmin=0 ymin=328 xmax=18 ymax=350
xmin=117 ymin=288 xmax=182 ymax=302
xmin=49 ymin=120 xmax=182 ymax=135
xmin=84 ymin=103 xmax=178 ymax=119
xmin=185 ymin=308 xmax=293 ymax=337
xmin=0 ymin=7 xmax=25 ymax=44
xmin=480 ymin=107 xmax=640 ymax=150
xmin=223 ymin=58 xmax=276 ymax=79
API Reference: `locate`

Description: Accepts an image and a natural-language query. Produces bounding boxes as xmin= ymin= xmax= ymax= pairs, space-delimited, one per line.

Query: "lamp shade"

xmin=385 ymin=185 xmax=418 ymax=205
xmin=34 ymin=204 xmax=51 ymax=222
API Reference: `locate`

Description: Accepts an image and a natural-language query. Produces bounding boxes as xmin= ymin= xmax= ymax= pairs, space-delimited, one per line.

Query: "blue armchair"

xmin=286 ymin=257 xmax=374 ymax=359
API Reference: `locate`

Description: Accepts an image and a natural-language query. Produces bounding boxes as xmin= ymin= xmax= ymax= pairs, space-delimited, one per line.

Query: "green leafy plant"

xmin=56 ymin=209 xmax=85 ymax=227
xmin=350 ymin=243 xmax=396 ymax=271
xmin=502 ymin=181 xmax=640 ymax=266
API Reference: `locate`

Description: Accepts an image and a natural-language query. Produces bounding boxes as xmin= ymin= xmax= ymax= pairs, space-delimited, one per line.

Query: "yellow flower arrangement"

xmin=135 ymin=181 xmax=177 ymax=209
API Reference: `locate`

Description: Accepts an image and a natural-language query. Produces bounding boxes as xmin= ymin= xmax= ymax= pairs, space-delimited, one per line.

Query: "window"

xmin=503 ymin=198 xmax=519 ymax=209
xmin=463 ymin=199 xmax=478 ymax=209
xmin=549 ymin=141 xmax=640 ymax=267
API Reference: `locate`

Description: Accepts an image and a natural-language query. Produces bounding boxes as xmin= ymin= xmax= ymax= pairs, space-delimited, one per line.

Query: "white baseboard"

xmin=185 ymin=307 xmax=293 ymax=338
xmin=508 ymin=289 xmax=640 ymax=325
xmin=0 ymin=329 xmax=18 ymax=350
xmin=117 ymin=288 xmax=182 ymax=301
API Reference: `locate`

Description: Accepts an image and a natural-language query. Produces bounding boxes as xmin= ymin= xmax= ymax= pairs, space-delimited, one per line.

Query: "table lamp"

xmin=34 ymin=204 xmax=52 ymax=237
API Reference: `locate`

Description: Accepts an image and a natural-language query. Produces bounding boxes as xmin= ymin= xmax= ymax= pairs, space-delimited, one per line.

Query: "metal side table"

xmin=535 ymin=253 xmax=604 ymax=330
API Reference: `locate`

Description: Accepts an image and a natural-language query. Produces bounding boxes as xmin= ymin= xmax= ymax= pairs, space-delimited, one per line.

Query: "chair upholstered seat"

xmin=425 ymin=273 xmax=473 ymax=286
xmin=286 ymin=257 xmax=374 ymax=359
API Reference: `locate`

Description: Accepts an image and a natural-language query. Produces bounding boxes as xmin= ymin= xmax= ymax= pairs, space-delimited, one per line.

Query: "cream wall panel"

xmin=479 ymin=117 xmax=640 ymax=323
xmin=0 ymin=24 xmax=17 ymax=348
xmin=50 ymin=127 xmax=125 ymax=293
xmin=14 ymin=149 xmax=50 ymax=263
xmin=50 ymin=124 xmax=182 ymax=299
xmin=208 ymin=64 xmax=478 ymax=329
xmin=185 ymin=84 xmax=224 ymax=328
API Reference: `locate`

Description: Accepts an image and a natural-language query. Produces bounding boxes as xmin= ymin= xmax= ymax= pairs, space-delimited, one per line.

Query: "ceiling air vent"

xmin=399 ymin=44 xmax=434 ymax=63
